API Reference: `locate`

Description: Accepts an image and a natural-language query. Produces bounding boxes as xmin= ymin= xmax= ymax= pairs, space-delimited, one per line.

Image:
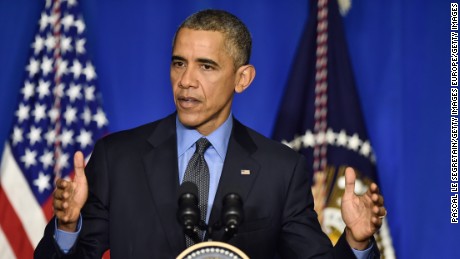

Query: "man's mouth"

xmin=177 ymin=96 xmax=200 ymax=108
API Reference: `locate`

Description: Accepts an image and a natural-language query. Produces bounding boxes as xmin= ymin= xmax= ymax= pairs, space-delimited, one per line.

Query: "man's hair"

xmin=174 ymin=9 xmax=252 ymax=69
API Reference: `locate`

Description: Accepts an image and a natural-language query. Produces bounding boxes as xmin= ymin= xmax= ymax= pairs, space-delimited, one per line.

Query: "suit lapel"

xmin=208 ymin=119 xmax=261 ymax=239
xmin=142 ymin=114 xmax=185 ymax=254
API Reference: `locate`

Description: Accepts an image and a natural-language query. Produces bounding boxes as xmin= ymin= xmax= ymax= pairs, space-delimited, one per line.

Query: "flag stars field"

xmin=15 ymin=103 xmax=30 ymax=123
xmin=26 ymin=58 xmax=40 ymax=77
xmin=81 ymin=107 xmax=92 ymax=125
xmin=93 ymin=108 xmax=108 ymax=128
xmin=0 ymin=1 xmax=109 ymax=256
xmin=70 ymin=59 xmax=82 ymax=79
xmin=44 ymin=128 xmax=56 ymax=146
xmin=83 ymin=62 xmax=96 ymax=80
xmin=74 ymin=19 xmax=85 ymax=34
xmin=57 ymin=152 xmax=70 ymax=169
xmin=44 ymin=34 xmax=56 ymax=52
xmin=76 ymin=129 xmax=93 ymax=148
xmin=38 ymin=12 xmax=49 ymax=31
xmin=76 ymin=38 xmax=86 ymax=54
xmin=20 ymin=149 xmax=37 ymax=169
xmin=37 ymin=79 xmax=51 ymax=99
xmin=40 ymin=56 xmax=53 ymax=76
xmin=61 ymin=14 xmax=74 ymax=31
xmin=27 ymin=126 xmax=42 ymax=145
xmin=67 ymin=83 xmax=82 ymax=102
xmin=32 ymin=35 xmax=45 ymax=54
xmin=22 ymin=81 xmax=35 ymax=100
xmin=32 ymin=103 xmax=47 ymax=122
xmin=33 ymin=172 xmax=52 ymax=194
xmin=48 ymin=107 xmax=59 ymax=122
xmin=12 ymin=127 xmax=23 ymax=145
xmin=57 ymin=59 xmax=69 ymax=76
xmin=60 ymin=129 xmax=74 ymax=147
xmin=84 ymin=85 xmax=95 ymax=101
xmin=63 ymin=106 xmax=78 ymax=125
xmin=39 ymin=150 xmax=54 ymax=170
xmin=61 ymin=36 xmax=73 ymax=54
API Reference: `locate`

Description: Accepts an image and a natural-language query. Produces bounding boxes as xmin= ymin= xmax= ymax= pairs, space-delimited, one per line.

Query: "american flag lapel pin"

xmin=241 ymin=169 xmax=251 ymax=175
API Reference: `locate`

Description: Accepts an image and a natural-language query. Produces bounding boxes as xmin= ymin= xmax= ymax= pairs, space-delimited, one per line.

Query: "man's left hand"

xmin=341 ymin=167 xmax=386 ymax=250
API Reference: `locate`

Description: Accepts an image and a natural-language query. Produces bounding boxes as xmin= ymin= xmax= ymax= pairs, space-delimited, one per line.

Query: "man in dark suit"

xmin=35 ymin=9 xmax=386 ymax=258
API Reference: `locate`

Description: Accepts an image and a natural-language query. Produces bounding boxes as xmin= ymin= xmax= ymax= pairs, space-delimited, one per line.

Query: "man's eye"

xmin=202 ymin=64 xmax=214 ymax=70
xmin=173 ymin=61 xmax=185 ymax=67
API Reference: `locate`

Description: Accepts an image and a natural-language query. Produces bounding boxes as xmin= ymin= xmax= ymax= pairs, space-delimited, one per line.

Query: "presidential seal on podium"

xmin=177 ymin=241 xmax=249 ymax=259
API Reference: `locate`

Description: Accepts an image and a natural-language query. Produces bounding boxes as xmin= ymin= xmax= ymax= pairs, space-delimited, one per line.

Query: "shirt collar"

xmin=176 ymin=113 xmax=233 ymax=161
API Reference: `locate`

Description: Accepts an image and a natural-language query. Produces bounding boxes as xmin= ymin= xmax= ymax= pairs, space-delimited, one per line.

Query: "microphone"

xmin=177 ymin=182 xmax=200 ymax=235
xmin=221 ymin=193 xmax=244 ymax=241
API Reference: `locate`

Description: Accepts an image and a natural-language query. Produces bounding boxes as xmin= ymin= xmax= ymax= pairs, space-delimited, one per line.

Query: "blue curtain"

xmin=0 ymin=0 xmax=456 ymax=258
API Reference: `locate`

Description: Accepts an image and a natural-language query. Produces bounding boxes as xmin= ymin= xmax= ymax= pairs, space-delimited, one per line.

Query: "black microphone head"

xmin=177 ymin=182 xmax=200 ymax=232
xmin=223 ymin=193 xmax=242 ymax=207
xmin=178 ymin=181 xmax=199 ymax=203
xmin=222 ymin=193 xmax=244 ymax=231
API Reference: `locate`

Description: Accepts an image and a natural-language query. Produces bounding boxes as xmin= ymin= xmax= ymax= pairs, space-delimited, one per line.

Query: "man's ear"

xmin=235 ymin=65 xmax=256 ymax=93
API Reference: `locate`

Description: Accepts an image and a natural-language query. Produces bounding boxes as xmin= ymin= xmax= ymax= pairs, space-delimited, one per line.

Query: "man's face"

xmin=171 ymin=28 xmax=238 ymax=135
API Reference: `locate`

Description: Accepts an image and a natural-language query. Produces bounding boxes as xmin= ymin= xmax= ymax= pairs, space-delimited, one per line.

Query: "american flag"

xmin=0 ymin=0 xmax=108 ymax=258
xmin=273 ymin=0 xmax=395 ymax=257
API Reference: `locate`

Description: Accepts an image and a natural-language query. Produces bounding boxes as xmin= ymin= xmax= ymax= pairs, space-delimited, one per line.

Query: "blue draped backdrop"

xmin=0 ymin=0 xmax=457 ymax=258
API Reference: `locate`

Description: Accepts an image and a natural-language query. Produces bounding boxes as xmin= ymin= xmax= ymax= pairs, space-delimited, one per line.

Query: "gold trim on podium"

xmin=176 ymin=241 xmax=249 ymax=259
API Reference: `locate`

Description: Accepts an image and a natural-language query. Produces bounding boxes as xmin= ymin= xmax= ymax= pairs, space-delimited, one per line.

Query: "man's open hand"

xmin=341 ymin=167 xmax=386 ymax=250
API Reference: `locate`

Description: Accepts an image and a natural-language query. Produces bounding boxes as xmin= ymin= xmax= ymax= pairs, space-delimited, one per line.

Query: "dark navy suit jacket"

xmin=34 ymin=113 xmax=379 ymax=258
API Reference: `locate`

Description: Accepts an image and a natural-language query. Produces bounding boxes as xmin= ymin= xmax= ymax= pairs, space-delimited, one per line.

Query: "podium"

xmin=177 ymin=241 xmax=249 ymax=259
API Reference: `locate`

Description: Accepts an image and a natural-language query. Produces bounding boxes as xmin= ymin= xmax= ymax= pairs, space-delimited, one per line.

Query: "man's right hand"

xmin=53 ymin=151 xmax=88 ymax=232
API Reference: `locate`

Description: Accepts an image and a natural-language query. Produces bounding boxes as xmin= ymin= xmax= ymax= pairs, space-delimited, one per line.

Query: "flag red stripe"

xmin=0 ymin=186 xmax=34 ymax=258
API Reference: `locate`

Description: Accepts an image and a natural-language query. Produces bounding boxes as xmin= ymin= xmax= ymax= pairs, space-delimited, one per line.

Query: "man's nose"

xmin=179 ymin=67 xmax=197 ymax=88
